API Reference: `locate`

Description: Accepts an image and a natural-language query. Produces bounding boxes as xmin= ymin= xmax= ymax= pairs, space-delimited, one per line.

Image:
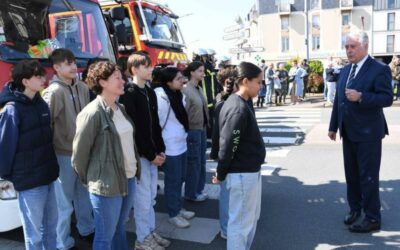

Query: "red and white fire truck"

xmin=99 ymin=0 xmax=189 ymax=69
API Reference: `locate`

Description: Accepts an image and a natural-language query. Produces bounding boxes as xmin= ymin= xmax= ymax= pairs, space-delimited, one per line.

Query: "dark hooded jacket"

xmin=0 ymin=83 xmax=59 ymax=191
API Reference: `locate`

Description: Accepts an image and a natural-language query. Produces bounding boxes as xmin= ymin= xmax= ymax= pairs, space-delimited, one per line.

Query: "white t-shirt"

xmin=112 ymin=108 xmax=137 ymax=178
xmin=154 ymin=87 xmax=188 ymax=156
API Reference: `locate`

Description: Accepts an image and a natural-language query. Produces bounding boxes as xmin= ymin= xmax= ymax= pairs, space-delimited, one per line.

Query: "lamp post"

xmin=305 ymin=0 xmax=309 ymax=62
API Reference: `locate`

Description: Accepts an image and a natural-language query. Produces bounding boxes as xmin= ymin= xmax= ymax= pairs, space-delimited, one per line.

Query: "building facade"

xmin=232 ymin=0 xmax=399 ymax=64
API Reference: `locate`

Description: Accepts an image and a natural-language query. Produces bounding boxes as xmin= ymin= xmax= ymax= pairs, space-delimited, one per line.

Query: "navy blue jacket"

xmin=0 ymin=83 xmax=59 ymax=191
xmin=329 ymin=56 xmax=393 ymax=142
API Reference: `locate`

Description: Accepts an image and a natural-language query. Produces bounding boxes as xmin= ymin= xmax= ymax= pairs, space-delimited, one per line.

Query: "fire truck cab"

xmin=99 ymin=0 xmax=189 ymax=69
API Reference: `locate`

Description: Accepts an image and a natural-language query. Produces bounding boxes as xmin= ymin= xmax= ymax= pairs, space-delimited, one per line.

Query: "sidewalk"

xmin=255 ymin=93 xmax=400 ymax=109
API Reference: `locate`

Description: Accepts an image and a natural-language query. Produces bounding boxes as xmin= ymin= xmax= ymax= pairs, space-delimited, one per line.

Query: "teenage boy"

xmin=212 ymin=62 xmax=266 ymax=250
xmin=43 ymin=48 xmax=94 ymax=250
xmin=119 ymin=52 xmax=170 ymax=250
xmin=0 ymin=60 xmax=59 ymax=249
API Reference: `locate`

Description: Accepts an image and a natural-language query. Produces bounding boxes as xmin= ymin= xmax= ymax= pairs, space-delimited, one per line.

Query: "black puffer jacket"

xmin=0 ymin=83 xmax=59 ymax=191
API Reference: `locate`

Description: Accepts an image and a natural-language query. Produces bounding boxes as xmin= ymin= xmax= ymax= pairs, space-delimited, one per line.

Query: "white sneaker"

xmin=135 ymin=235 xmax=165 ymax=250
xmin=195 ymin=193 xmax=208 ymax=201
xmin=152 ymin=232 xmax=171 ymax=248
xmin=168 ymin=216 xmax=190 ymax=228
xmin=179 ymin=209 xmax=195 ymax=220
xmin=220 ymin=231 xmax=227 ymax=240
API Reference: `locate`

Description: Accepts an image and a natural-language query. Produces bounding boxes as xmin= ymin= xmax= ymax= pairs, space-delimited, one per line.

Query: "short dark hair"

xmin=50 ymin=48 xmax=76 ymax=65
xmin=261 ymin=59 xmax=265 ymax=63
xmin=183 ymin=61 xmax=204 ymax=79
xmin=237 ymin=62 xmax=262 ymax=86
xmin=127 ymin=52 xmax=152 ymax=75
xmin=11 ymin=60 xmax=46 ymax=91
xmin=217 ymin=66 xmax=238 ymax=87
xmin=86 ymin=61 xmax=121 ymax=95
xmin=159 ymin=67 xmax=181 ymax=85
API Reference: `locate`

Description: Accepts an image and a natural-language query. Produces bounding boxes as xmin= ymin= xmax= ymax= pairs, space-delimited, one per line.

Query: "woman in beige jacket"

xmin=182 ymin=61 xmax=210 ymax=202
xmin=72 ymin=61 xmax=140 ymax=250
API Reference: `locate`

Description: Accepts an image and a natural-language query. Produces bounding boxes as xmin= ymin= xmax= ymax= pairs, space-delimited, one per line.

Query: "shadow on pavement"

xmin=254 ymin=168 xmax=400 ymax=250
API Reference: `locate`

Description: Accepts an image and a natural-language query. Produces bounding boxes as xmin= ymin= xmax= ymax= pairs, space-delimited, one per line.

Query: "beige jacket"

xmin=72 ymin=96 xmax=141 ymax=196
xmin=182 ymin=82 xmax=209 ymax=130
xmin=43 ymin=75 xmax=90 ymax=155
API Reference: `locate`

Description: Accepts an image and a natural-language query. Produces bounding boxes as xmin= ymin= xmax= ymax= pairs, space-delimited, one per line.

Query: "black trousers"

xmin=342 ymin=134 xmax=382 ymax=222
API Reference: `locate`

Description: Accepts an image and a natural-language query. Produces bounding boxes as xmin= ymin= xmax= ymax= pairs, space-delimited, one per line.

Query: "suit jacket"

xmin=329 ymin=56 xmax=393 ymax=142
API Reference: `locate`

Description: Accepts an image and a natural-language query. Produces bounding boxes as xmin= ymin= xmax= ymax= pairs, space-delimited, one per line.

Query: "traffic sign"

xmin=223 ymin=31 xmax=243 ymax=41
xmin=224 ymin=24 xmax=242 ymax=33
xmin=229 ymin=47 xmax=265 ymax=54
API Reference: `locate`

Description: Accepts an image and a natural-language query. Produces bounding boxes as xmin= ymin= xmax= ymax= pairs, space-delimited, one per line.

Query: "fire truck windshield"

xmin=142 ymin=7 xmax=184 ymax=48
xmin=0 ymin=0 xmax=115 ymax=65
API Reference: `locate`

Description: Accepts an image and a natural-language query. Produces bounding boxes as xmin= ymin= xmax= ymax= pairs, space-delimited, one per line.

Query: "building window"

xmin=312 ymin=14 xmax=320 ymax=50
xmin=312 ymin=35 xmax=320 ymax=50
xmin=374 ymin=0 xmax=400 ymax=10
xmin=282 ymin=37 xmax=289 ymax=52
xmin=388 ymin=13 xmax=395 ymax=30
xmin=341 ymin=12 xmax=351 ymax=49
xmin=388 ymin=0 xmax=395 ymax=8
xmin=387 ymin=35 xmax=395 ymax=52
xmin=281 ymin=16 xmax=289 ymax=52
xmin=281 ymin=16 xmax=289 ymax=31
xmin=310 ymin=0 xmax=320 ymax=10
xmin=312 ymin=15 xmax=320 ymax=29
xmin=342 ymin=13 xmax=350 ymax=26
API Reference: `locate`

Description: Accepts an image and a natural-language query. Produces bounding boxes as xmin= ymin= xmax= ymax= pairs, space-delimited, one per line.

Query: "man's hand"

xmin=152 ymin=154 xmax=166 ymax=166
xmin=212 ymin=176 xmax=221 ymax=184
xmin=345 ymin=88 xmax=362 ymax=102
xmin=328 ymin=131 xmax=337 ymax=141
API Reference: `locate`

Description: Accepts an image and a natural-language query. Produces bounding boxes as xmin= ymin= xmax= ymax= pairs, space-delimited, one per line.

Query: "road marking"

xmin=263 ymin=136 xmax=299 ymax=144
xmin=260 ymin=127 xmax=306 ymax=133
xmin=257 ymin=118 xmax=320 ymax=122
xmin=126 ymin=212 xmax=220 ymax=244
xmin=258 ymin=122 xmax=315 ymax=127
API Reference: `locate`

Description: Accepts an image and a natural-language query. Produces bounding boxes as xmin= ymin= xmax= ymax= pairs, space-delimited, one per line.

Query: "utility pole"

xmin=305 ymin=0 xmax=309 ymax=62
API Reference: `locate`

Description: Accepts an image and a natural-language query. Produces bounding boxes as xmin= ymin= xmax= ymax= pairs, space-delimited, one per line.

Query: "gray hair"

xmin=346 ymin=30 xmax=369 ymax=45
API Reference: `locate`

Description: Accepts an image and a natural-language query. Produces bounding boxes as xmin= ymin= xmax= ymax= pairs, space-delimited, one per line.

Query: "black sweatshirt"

xmin=217 ymin=94 xmax=266 ymax=181
xmin=119 ymin=83 xmax=165 ymax=161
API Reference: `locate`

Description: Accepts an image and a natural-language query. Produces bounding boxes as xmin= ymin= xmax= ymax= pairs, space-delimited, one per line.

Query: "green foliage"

xmin=308 ymin=60 xmax=324 ymax=75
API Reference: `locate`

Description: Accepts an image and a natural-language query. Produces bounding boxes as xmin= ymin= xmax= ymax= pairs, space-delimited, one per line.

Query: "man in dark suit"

xmin=328 ymin=31 xmax=393 ymax=233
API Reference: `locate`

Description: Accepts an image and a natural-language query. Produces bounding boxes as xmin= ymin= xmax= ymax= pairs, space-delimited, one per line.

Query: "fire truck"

xmin=99 ymin=0 xmax=189 ymax=69
xmin=0 ymin=0 xmax=116 ymax=91
xmin=0 ymin=0 xmax=116 ymax=232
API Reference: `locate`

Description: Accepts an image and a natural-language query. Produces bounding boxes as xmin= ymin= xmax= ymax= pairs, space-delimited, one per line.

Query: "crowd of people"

xmin=255 ymin=59 xmax=309 ymax=107
xmin=0 ymin=47 xmax=266 ymax=250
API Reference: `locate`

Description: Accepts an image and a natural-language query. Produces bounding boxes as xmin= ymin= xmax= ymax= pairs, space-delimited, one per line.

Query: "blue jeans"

xmin=18 ymin=182 xmax=58 ymax=250
xmin=55 ymin=155 xmax=94 ymax=250
xmin=163 ymin=152 xmax=187 ymax=217
xmin=185 ymin=129 xmax=207 ymax=199
xmin=226 ymin=172 xmax=262 ymax=250
xmin=134 ymin=158 xmax=158 ymax=243
xmin=265 ymin=84 xmax=273 ymax=103
xmin=90 ymin=178 xmax=136 ymax=250
xmin=219 ymin=180 xmax=229 ymax=236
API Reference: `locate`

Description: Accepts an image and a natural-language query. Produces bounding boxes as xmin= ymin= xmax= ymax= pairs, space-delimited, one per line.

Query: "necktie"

xmin=346 ymin=64 xmax=358 ymax=88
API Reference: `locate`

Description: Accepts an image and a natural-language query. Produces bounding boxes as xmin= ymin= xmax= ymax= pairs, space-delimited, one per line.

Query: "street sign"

xmin=224 ymin=24 xmax=242 ymax=33
xmin=229 ymin=47 xmax=265 ymax=54
xmin=223 ymin=31 xmax=243 ymax=41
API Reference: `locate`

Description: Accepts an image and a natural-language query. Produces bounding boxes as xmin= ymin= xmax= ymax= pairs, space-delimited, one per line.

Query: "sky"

xmin=163 ymin=0 xmax=256 ymax=59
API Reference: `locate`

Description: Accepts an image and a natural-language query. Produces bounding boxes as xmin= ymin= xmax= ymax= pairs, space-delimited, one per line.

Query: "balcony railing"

xmin=340 ymin=0 xmax=353 ymax=9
